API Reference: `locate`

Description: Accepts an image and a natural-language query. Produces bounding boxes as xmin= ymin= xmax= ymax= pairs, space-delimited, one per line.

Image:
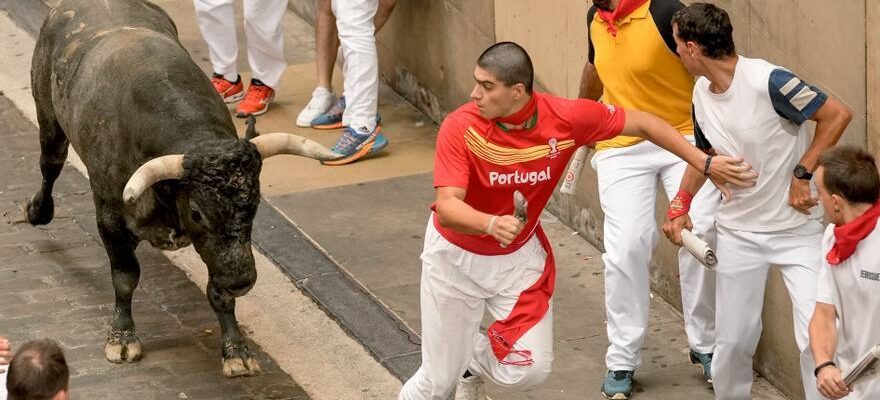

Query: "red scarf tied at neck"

xmin=826 ymin=201 xmax=880 ymax=265
xmin=596 ymin=0 xmax=649 ymax=36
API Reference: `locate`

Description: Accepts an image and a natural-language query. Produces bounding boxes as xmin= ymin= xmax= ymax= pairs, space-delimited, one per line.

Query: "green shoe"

xmin=601 ymin=370 xmax=634 ymax=399
xmin=689 ymin=349 xmax=713 ymax=383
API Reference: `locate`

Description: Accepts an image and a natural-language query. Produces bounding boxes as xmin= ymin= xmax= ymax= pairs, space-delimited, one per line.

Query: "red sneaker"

xmin=211 ymin=73 xmax=244 ymax=103
xmin=236 ymin=79 xmax=275 ymax=118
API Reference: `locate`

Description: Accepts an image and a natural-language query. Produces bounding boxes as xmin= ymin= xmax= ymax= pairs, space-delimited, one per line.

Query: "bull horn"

xmin=250 ymin=132 xmax=342 ymax=161
xmin=123 ymin=154 xmax=185 ymax=204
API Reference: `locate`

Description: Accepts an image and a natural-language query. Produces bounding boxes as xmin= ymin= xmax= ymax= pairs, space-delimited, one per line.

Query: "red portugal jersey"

xmin=432 ymin=92 xmax=626 ymax=255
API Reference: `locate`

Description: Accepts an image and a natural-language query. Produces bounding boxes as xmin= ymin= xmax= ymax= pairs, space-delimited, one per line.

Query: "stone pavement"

xmin=0 ymin=95 xmax=308 ymax=399
xmin=0 ymin=0 xmax=792 ymax=399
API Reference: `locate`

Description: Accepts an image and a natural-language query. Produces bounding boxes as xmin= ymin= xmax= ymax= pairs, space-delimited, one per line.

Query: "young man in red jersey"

xmin=397 ymin=42 xmax=757 ymax=400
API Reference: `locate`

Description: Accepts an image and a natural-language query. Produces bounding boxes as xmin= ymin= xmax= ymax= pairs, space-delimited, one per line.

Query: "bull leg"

xmin=96 ymin=210 xmax=143 ymax=363
xmin=26 ymin=115 xmax=68 ymax=225
xmin=207 ymin=280 xmax=261 ymax=377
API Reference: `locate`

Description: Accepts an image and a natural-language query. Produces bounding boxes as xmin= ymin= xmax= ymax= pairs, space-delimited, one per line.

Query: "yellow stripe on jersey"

xmin=464 ymin=127 xmax=574 ymax=165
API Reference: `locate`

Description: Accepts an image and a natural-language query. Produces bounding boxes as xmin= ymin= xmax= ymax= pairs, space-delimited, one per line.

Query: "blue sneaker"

xmin=601 ymin=370 xmax=634 ymax=399
xmin=321 ymin=126 xmax=389 ymax=166
xmin=689 ymin=350 xmax=713 ymax=383
xmin=311 ymin=96 xmax=346 ymax=129
xmin=310 ymin=96 xmax=383 ymax=130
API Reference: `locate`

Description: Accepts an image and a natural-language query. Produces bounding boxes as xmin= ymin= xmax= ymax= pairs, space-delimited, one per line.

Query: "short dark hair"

xmin=819 ymin=146 xmax=880 ymax=205
xmin=477 ymin=42 xmax=534 ymax=93
xmin=7 ymin=339 xmax=69 ymax=400
xmin=672 ymin=3 xmax=736 ymax=59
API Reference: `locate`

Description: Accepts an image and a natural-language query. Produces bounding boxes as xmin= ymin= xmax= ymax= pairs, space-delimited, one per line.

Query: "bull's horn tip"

xmin=123 ymin=189 xmax=136 ymax=204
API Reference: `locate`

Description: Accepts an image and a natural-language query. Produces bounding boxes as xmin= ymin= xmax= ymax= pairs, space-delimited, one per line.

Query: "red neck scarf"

xmin=596 ymin=0 xmax=649 ymax=36
xmin=495 ymin=94 xmax=537 ymax=128
xmin=826 ymin=201 xmax=880 ymax=265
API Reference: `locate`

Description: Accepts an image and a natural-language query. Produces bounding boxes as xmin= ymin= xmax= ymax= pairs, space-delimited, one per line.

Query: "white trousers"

xmin=331 ymin=0 xmax=379 ymax=131
xmin=713 ymin=221 xmax=823 ymax=400
xmin=398 ymin=218 xmax=554 ymax=400
xmin=193 ymin=0 xmax=287 ymax=88
xmin=593 ymin=139 xmax=719 ymax=371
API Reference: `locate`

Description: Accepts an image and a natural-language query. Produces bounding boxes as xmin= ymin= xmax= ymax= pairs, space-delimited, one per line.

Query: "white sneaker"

xmin=296 ymin=87 xmax=336 ymax=127
xmin=454 ymin=375 xmax=487 ymax=400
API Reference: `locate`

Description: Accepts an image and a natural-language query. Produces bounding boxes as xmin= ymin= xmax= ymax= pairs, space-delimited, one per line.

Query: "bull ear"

xmin=244 ymin=115 xmax=258 ymax=140
xmin=123 ymin=154 xmax=185 ymax=204
xmin=250 ymin=132 xmax=342 ymax=161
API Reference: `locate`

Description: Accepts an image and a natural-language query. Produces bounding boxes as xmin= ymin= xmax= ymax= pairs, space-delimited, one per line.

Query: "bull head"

xmin=122 ymin=133 xmax=341 ymax=204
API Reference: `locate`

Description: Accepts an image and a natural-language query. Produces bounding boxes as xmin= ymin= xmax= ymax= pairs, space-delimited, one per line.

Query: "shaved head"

xmin=476 ymin=42 xmax=534 ymax=94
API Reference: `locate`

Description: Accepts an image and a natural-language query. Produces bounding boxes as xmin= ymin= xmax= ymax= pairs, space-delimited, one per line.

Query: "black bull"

xmin=26 ymin=0 xmax=340 ymax=377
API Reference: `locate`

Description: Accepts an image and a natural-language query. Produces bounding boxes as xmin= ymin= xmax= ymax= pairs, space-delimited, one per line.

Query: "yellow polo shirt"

xmin=589 ymin=0 xmax=694 ymax=150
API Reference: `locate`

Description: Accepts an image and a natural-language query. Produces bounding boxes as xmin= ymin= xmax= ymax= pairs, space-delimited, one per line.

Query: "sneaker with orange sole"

xmin=236 ymin=79 xmax=275 ymax=118
xmin=321 ymin=125 xmax=389 ymax=166
xmin=211 ymin=73 xmax=244 ymax=103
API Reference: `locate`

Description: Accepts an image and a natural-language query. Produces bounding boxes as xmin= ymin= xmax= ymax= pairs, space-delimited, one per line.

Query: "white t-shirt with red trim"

xmin=816 ymin=224 xmax=880 ymax=398
xmin=432 ymin=92 xmax=626 ymax=255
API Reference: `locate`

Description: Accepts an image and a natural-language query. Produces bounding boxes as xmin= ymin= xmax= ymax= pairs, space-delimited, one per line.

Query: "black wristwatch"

xmin=793 ymin=164 xmax=813 ymax=181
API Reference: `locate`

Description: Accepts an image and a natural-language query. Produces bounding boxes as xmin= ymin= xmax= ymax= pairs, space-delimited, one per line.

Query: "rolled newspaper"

xmin=681 ymin=229 xmax=717 ymax=269
xmin=560 ymin=146 xmax=588 ymax=195
xmin=844 ymin=344 xmax=880 ymax=387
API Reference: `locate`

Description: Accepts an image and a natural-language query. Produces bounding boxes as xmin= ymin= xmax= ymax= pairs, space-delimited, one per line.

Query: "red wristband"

xmin=667 ymin=190 xmax=693 ymax=220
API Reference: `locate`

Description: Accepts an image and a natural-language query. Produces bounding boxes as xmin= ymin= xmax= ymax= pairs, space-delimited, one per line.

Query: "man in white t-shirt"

xmin=662 ymin=4 xmax=853 ymax=399
xmin=809 ymin=146 xmax=880 ymax=400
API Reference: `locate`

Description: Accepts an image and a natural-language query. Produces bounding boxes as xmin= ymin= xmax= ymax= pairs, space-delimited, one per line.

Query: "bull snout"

xmin=199 ymin=240 xmax=257 ymax=297
xmin=226 ymin=273 xmax=255 ymax=297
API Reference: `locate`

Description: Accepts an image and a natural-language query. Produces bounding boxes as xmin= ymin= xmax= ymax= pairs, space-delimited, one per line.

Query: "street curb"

xmin=0 ymin=0 xmax=48 ymax=37
xmin=1 ymin=0 xmax=421 ymax=382
xmin=252 ymin=200 xmax=421 ymax=381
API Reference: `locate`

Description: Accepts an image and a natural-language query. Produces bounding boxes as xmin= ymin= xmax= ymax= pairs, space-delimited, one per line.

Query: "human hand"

xmin=487 ymin=215 xmax=524 ymax=247
xmin=706 ymin=155 xmax=758 ymax=200
xmin=789 ymin=177 xmax=818 ymax=215
xmin=816 ymin=365 xmax=850 ymax=399
xmin=663 ymin=215 xmax=693 ymax=246
xmin=0 ymin=336 xmax=11 ymax=373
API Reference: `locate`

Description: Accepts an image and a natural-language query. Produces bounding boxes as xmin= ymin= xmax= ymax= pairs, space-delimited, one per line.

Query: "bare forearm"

xmin=800 ymin=99 xmax=852 ymax=171
xmin=578 ymin=62 xmax=603 ymax=100
xmin=810 ymin=312 xmax=838 ymax=364
xmin=624 ymin=110 xmax=707 ymax=171
xmin=435 ymin=197 xmax=493 ymax=235
xmin=680 ymin=164 xmax=708 ymax=195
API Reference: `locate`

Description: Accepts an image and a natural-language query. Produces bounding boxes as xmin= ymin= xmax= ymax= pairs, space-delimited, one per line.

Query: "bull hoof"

xmin=221 ymin=340 xmax=261 ymax=378
xmin=24 ymin=195 xmax=54 ymax=225
xmin=222 ymin=356 xmax=261 ymax=377
xmin=105 ymin=330 xmax=142 ymax=363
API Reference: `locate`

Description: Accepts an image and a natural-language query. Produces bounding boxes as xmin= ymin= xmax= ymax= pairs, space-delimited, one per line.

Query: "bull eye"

xmin=191 ymin=209 xmax=203 ymax=223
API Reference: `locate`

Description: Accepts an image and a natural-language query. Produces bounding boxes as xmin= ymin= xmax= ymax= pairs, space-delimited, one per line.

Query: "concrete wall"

xmin=288 ymin=0 xmax=495 ymax=123
xmin=498 ymin=1 xmax=867 ymax=398
xmin=869 ymin=1 xmax=880 ymax=160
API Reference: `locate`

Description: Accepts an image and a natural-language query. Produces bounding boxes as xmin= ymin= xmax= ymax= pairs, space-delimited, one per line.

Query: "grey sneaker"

xmin=454 ymin=375 xmax=487 ymax=400
xmin=689 ymin=350 xmax=713 ymax=383
xmin=601 ymin=370 xmax=634 ymax=399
